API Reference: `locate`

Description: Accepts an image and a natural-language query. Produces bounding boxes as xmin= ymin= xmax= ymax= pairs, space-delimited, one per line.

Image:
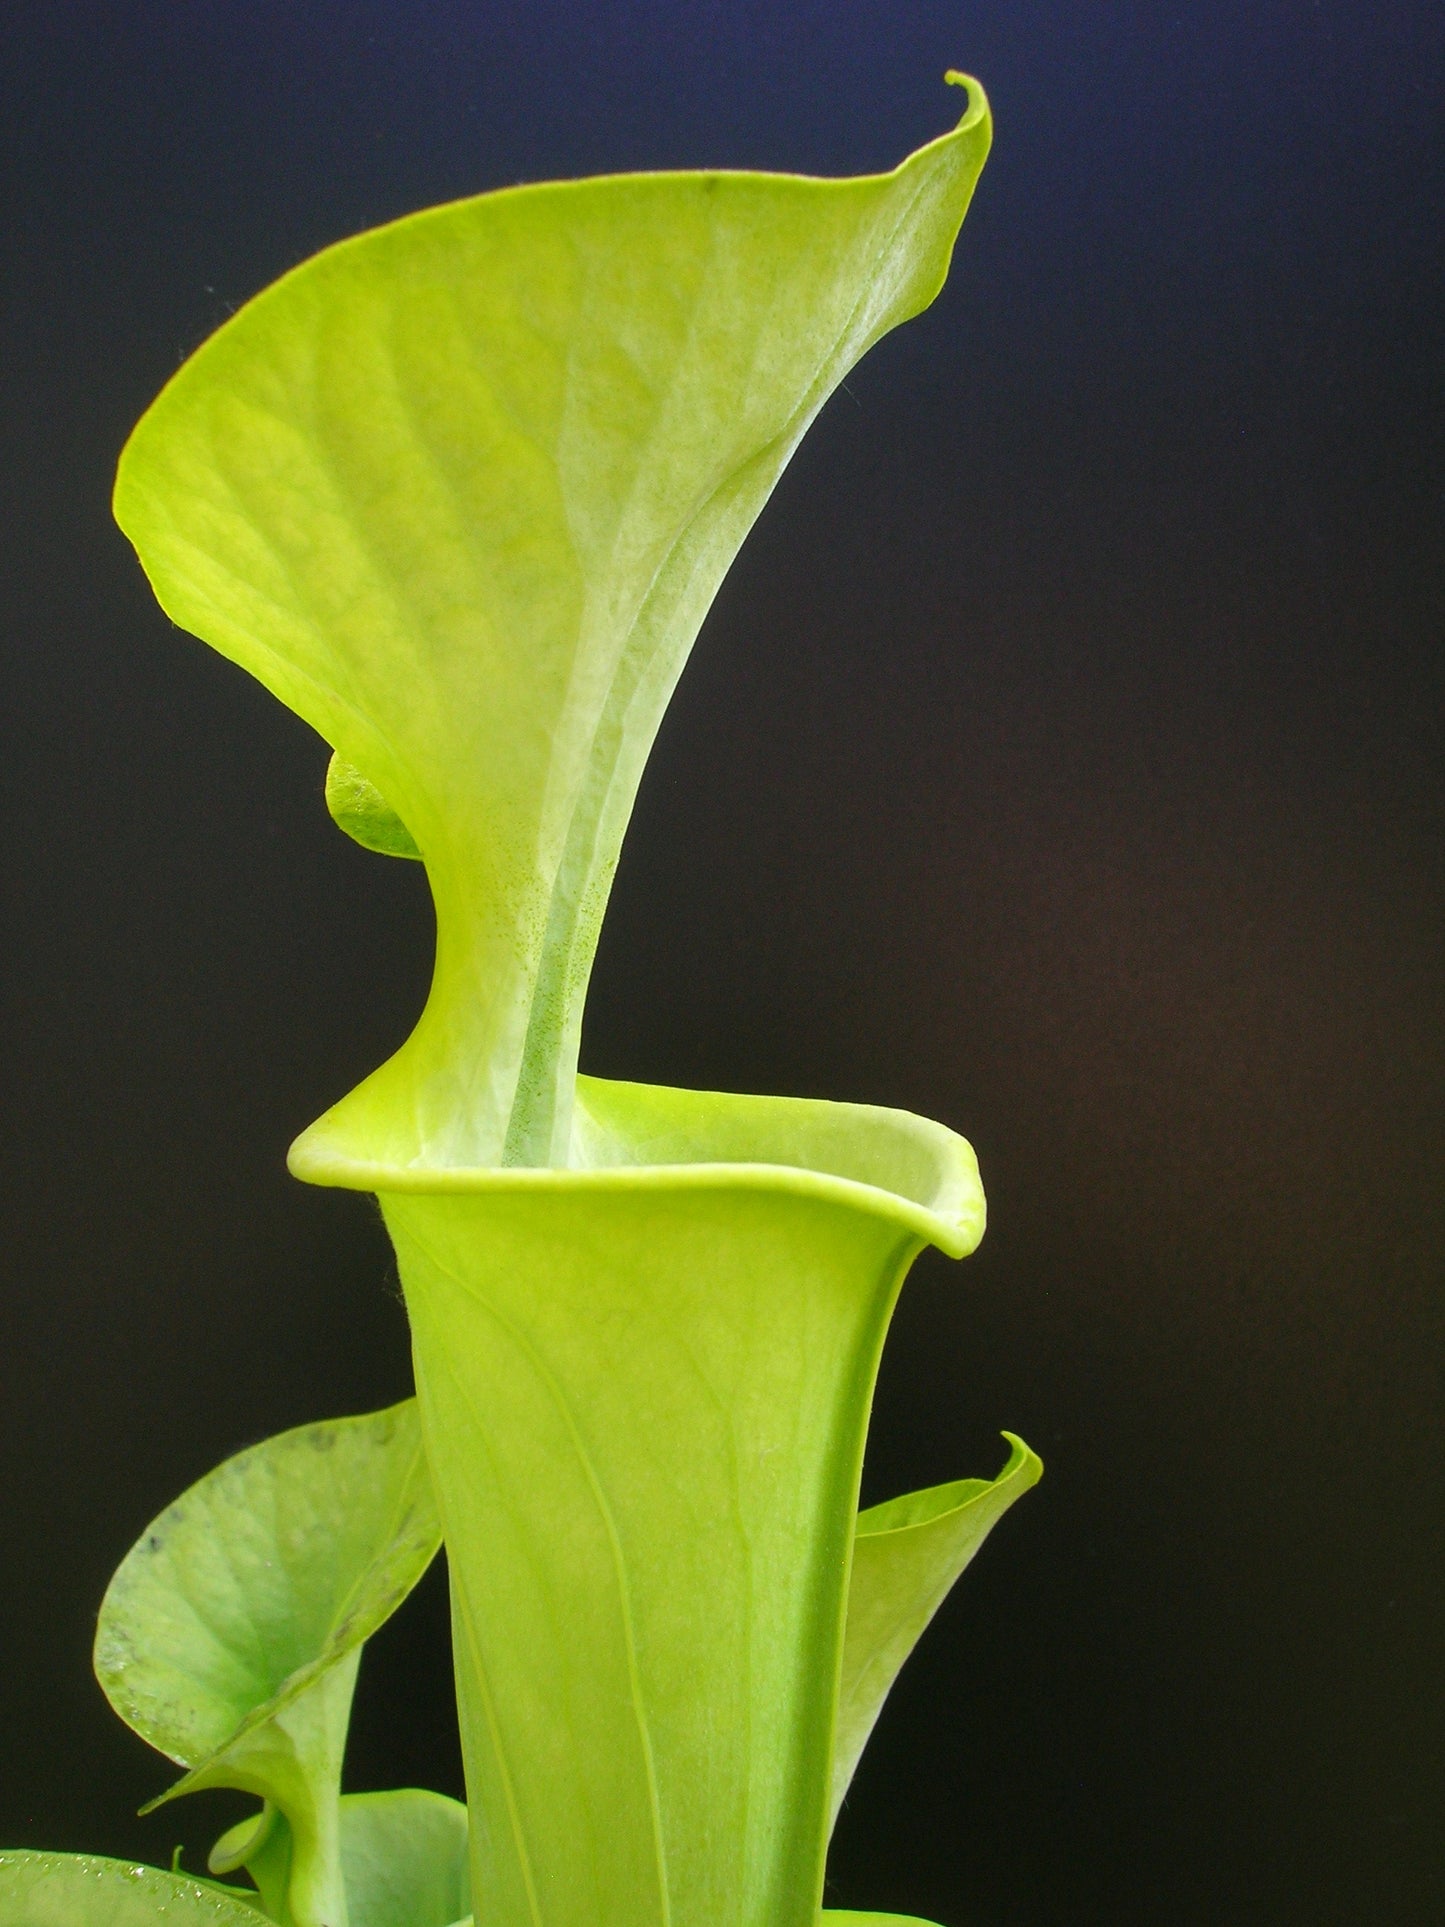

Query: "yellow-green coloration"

xmin=0 ymin=1853 xmax=269 ymax=1926
xmin=325 ymin=753 xmax=422 ymax=860
xmin=333 ymin=1791 xmax=470 ymax=1927
xmin=94 ymin=1405 xmax=441 ymax=1927
xmin=84 ymin=73 xmax=1045 ymax=1927
xmin=114 ymin=75 xmax=991 ymax=1172
xmin=381 ymin=1076 xmax=986 ymax=1927
xmin=834 ymin=1436 xmax=1043 ymax=1829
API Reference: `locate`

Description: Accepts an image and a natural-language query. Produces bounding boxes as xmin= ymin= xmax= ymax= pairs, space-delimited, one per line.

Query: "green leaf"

xmin=820 ymin=1915 xmax=945 ymax=1926
xmin=830 ymin=1434 xmax=1042 ymax=1827
xmin=337 ymin=1791 xmax=469 ymax=1927
xmin=0 ymin=1852 xmax=267 ymax=1925
xmin=94 ymin=1402 xmax=442 ymax=1927
xmin=821 ymin=1916 xmax=945 ymax=1926
xmin=115 ymin=74 xmax=991 ymax=1172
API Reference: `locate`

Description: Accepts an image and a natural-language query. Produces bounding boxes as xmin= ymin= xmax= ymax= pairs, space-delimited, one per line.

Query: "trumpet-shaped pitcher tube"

xmin=304 ymin=1075 xmax=985 ymax=1927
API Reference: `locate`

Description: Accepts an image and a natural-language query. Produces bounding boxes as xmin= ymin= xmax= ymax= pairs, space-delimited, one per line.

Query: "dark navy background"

xmin=3 ymin=4 xmax=1443 ymax=1922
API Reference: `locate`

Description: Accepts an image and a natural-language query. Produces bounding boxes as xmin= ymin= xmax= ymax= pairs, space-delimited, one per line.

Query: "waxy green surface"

xmin=95 ymin=1404 xmax=441 ymax=1927
xmin=336 ymin=1791 xmax=470 ymax=1927
xmin=104 ymin=74 xmax=1038 ymax=1927
xmin=833 ymin=1435 xmax=1043 ymax=1828
xmin=0 ymin=1854 xmax=939 ymax=1927
xmin=383 ymin=1075 xmax=994 ymax=1927
xmin=115 ymin=76 xmax=992 ymax=1177
xmin=0 ymin=1854 xmax=267 ymax=1927
xmin=61 ymin=1378 xmax=1030 ymax=1926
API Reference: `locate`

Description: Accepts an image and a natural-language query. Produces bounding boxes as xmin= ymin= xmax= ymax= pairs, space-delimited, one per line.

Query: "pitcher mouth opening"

xmin=287 ymin=1071 xmax=986 ymax=1260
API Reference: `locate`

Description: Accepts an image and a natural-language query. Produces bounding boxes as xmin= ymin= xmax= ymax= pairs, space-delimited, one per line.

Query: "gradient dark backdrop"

xmin=3 ymin=4 xmax=1442 ymax=1923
